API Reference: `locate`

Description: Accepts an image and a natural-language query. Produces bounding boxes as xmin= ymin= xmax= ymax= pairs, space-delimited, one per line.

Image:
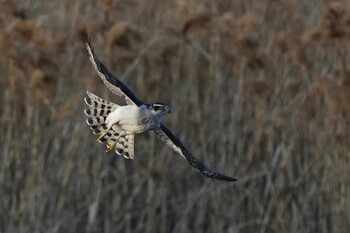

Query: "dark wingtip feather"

xmin=212 ymin=173 xmax=237 ymax=182
xmin=77 ymin=28 xmax=89 ymax=44
xmin=85 ymin=36 xmax=96 ymax=62
xmin=200 ymin=168 xmax=237 ymax=182
xmin=82 ymin=31 xmax=92 ymax=49
xmin=86 ymin=40 xmax=93 ymax=53
xmin=185 ymin=153 xmax=237 ymax=182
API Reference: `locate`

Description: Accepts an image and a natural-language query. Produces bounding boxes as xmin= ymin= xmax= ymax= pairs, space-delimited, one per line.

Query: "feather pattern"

xmin=112 ymin=134 xmax=135 ymax=159
xmin=154 ymin=125 xmax=237 ymax=182
xmin=84 ymin=93 xmax=137 ymax=158
xmin=85 ymin=42 xmax=144 ymax=107
xmin=84 ymin=40 xmax=237 ymax=182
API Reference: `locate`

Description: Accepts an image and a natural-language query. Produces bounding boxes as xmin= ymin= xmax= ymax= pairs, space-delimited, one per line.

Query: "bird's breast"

xmin=105 ymin=105 xmax=159 ymax=133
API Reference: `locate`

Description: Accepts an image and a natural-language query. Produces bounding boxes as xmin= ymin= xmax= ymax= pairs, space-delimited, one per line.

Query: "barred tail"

xmin=84 ymin=91 xmax=136 ymax=159
xmin=84 ymin=91 xmax=119 ymax=142
xmin=115 ymin=134 xmax=135 ymax=159
xmin=102 ymin=133 xmax=134 ymax=159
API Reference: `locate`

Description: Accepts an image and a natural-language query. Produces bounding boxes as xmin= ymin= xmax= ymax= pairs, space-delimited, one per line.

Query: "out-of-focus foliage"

xmin=0 ymin=1 xmax=349 ymax=232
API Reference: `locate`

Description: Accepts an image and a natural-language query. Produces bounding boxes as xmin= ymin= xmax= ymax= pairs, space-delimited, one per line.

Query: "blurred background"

xmin=0 ymin=0 xmax=349 ymax=232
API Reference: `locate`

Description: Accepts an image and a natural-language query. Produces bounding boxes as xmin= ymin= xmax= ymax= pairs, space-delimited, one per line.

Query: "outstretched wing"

xmin=86 ymin=41 xmax=144 ymax=106
xmin=154 ymin=124 xmax=237 ymax=182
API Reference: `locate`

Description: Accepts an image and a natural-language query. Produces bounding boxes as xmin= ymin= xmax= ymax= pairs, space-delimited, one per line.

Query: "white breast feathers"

xmin=105 ymin=105 xmax=159 ymax=134
xmin=105 ymin=105 xmax=140 ymax=129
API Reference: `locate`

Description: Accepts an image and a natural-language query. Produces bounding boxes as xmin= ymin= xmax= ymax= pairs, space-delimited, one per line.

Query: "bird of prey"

xmin=84 ymin=41 xmax=236 ymax=182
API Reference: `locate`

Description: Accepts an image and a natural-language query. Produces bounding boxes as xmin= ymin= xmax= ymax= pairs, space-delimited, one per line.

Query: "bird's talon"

xmin=96 ymin=128 xmax=111 ymax=142
xmin=105 ymin=141 xmax=117 ymax=152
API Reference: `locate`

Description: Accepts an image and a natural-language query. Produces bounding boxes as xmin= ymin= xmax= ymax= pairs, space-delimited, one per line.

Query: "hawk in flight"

xmin=84 ymin=41 xmax=236 ymax=182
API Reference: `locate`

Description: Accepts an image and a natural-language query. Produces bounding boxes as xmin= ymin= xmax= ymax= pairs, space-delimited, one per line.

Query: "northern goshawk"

xmin=84 ymin=40 xmax=236 ymax=182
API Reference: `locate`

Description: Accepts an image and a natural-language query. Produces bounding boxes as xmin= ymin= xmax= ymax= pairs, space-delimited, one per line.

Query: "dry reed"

xmin=0 ymin=1 xmax=349 ymax=233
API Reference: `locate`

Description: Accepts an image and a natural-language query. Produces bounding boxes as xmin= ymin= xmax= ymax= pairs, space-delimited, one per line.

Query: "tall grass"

xmin=0 ymin=0 xmax=349 ymax=232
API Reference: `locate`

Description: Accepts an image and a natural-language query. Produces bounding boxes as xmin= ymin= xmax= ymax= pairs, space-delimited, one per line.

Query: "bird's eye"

xmin=153 ymin=106 xmax=160 ymax=111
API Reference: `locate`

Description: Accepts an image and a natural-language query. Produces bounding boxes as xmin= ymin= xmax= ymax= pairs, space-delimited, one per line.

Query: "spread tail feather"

xmin=84 ymin=91 xmax=120 ymax=142
xmin=110 ymin=134 xmax=135 ymax=159
xmin=84 ymin=92 xmax=135 ymax=159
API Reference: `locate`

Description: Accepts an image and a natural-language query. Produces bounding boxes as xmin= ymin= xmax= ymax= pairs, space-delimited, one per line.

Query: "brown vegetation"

xmin=0 ymin=1 xmax=349 ymax=232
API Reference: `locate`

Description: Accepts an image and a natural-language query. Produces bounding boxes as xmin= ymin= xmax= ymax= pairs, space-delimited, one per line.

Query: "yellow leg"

xmin=104 ymin=133 xmax=124 ymax=152
xmin=96 ymin=126 xmax=113 ymax=142
xmin=105 ymin=141 xmax=117 ymax=152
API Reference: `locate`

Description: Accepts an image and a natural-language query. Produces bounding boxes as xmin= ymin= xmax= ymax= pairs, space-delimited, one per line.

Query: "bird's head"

xmin=148 ymin=103 xmax=171 ymax=117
